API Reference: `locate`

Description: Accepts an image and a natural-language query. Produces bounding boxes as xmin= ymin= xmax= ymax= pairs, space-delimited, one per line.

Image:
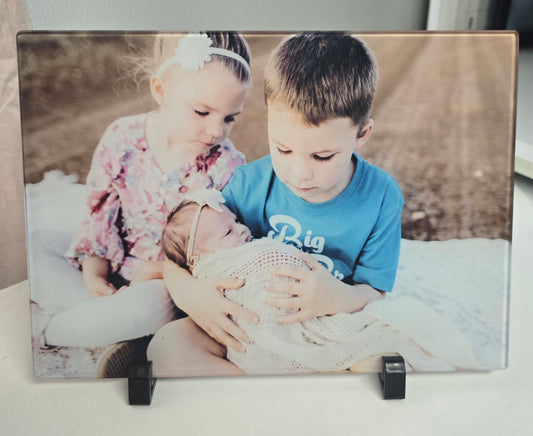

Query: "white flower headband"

xmin=185 ymin=189 xmax=226 ymax=267
xmin=156 ymin=33 xmax=250 ymax=77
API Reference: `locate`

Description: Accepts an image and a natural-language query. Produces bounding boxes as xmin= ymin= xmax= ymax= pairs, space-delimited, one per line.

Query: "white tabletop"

xmin=1 ymin=174 xmax=532 ymax=435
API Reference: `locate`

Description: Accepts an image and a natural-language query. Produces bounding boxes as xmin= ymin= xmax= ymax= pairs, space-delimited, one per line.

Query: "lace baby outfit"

xmin=66 ymin=112 xmax=245 ymax=280
xmin=193 ymin=238 xmax=479 ymax=374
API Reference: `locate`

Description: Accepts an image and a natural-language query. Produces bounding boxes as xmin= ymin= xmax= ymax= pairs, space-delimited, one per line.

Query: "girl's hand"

xmin=266 ymin=251 xmax=383 ymax=324
xmin=129 ymin=260 xmax=165 ymax=285
xmin=183 ymin=276 xmax=260 ymax=353
xmin=86 ymin=276 xmax=118 ymax=298
xmin=164 ymin=260 xmax=260 ymax=353
xmin=82 ymin=256 xmax=117 ymax=298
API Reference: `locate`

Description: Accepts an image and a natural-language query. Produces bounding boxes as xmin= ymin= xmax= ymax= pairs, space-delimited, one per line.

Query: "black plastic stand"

xmin=128 ymin=361 xmax=157 ymax=405
xmin=379 ymin=356 xmax=406 ymax=399
xmin=126 ymin=356 xmax=405 ymax=403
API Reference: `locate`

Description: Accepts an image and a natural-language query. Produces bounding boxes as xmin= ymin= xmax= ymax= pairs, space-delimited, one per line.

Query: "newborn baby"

xmin=160 ymin=189 xmax=479 ymax=374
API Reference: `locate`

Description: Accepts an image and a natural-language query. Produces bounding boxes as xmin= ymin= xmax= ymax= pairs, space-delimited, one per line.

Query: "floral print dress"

xmin=66 ymin=112 xmax=246 ymax=280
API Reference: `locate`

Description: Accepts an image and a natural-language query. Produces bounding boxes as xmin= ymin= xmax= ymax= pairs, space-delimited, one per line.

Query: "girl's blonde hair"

xmin=121 ymin=32 xmax=251 ymax=91
xmin=153 ymin=32 xmax=251 ymax=82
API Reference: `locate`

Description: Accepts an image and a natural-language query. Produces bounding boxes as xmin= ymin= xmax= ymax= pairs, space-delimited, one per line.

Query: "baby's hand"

xmin=87 ymin=276 xmax=118 ymax=298
xmin=266 ymin=251 xmax=375 ymax=324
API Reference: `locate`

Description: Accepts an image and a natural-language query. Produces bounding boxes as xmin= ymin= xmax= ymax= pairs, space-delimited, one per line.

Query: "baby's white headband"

xmin=156 ymin=33 xmax=250 ymax=77
xmin=185 ymin=189 xmax=226 ymax=267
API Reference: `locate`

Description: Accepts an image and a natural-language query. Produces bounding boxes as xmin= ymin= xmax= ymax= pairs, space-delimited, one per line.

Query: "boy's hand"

xmin=87 ymin=276 xmax=118 ymax=298
xmin=129 ymin=260 xmax=165 ymax=285
xmin=266 ymin=251 xmax=382 ymax=324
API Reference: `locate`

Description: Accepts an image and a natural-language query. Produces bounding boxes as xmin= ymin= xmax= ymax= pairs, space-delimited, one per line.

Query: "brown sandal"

xmin=96 ymin=335 xmax=153 ymax=378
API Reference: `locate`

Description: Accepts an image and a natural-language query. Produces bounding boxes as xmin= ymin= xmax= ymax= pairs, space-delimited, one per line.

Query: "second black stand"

xmin=128 ymin=361 xmax=156 ymax=405
xmin=379 ymin=356 xmax=406 ymax=399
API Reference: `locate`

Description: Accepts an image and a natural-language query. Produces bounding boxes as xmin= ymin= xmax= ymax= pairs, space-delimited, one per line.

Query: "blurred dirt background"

xmin=18 ymin=32 xmax=516 ymax=241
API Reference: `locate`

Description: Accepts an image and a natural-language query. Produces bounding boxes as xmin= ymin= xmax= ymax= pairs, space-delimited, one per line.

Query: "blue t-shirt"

xmin=222 ymin=154 xmax=404 ymax=292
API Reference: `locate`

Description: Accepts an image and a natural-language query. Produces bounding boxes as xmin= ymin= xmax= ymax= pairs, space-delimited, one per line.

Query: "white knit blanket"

xmin=193 ymin=238 xmax=479 ymax=374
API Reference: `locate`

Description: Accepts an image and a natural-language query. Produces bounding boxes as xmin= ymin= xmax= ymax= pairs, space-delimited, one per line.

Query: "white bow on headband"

xmin=186 ymin=188 xmax=226 ymax=212
xmin=156 ymin=33 xmax=250 ymax=77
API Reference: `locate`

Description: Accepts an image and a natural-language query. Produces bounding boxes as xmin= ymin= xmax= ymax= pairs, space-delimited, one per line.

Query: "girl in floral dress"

xmin=40 ymin=32 xmax=252 ymax=348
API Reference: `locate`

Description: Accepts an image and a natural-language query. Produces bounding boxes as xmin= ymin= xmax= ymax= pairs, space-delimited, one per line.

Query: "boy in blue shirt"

xmin=151 ymin=33 xmax=404 ymax=376
xmin=223 ymin=32 xmax=403 ymax=322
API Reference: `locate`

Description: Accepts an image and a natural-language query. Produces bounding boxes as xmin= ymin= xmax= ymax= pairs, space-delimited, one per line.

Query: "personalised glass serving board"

xmin=17 ymin=31 xmax=517 ymax=378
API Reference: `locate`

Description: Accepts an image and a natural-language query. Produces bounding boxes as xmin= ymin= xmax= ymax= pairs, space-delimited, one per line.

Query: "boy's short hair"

xmin=264 ymin=32 xmax=378 ymax=128
xmin=161 ymin=201 xmax=198 ymax=268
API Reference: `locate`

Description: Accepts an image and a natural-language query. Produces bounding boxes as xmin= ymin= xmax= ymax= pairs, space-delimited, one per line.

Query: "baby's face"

xmin=194 ymin=205 xmax=252 ymax=256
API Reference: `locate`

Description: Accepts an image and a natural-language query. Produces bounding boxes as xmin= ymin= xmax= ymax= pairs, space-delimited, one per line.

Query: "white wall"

xmin=25 ymin=0 xmax=429 ymax=31
xmin=1 ymin=0 xmax=32 ymax=290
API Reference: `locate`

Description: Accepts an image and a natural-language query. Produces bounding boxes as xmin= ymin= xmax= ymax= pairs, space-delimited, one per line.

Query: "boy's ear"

xmin=354 ymin=119 xmax=374 ymax=151
xmin=150 ymin=76 xmax=165 ymax=106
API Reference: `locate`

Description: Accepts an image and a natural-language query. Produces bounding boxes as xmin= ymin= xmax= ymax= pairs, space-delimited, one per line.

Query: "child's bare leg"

xmin=147 ymin=318 xmax=245 ymax=377
xmin=348 ymin=354 xmax=382 ymax=373
xmin=349 ymin=353 xmax=408 ymax=373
